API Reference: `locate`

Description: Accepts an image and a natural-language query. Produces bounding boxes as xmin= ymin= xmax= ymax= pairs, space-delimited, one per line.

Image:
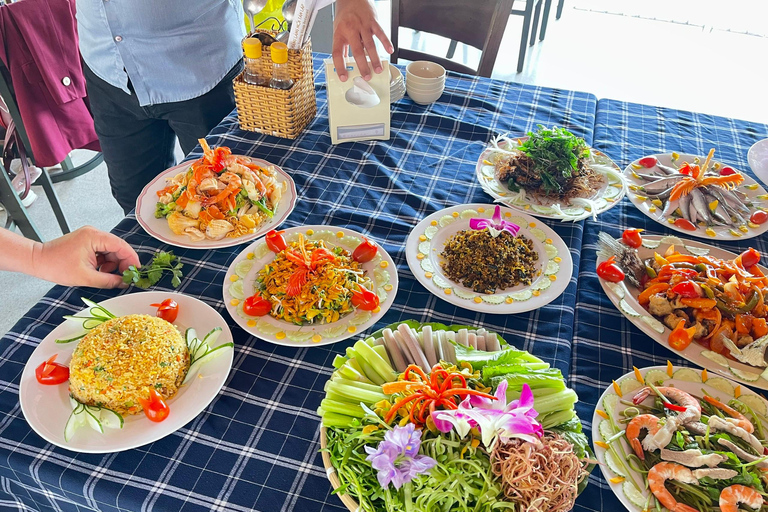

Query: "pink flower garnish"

xmin=469 ymin=205 xmax=520 ymax=238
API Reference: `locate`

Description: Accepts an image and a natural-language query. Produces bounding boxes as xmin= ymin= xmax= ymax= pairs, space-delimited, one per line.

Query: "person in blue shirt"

xmin=77 ymin=0 xmax=392 ymax=214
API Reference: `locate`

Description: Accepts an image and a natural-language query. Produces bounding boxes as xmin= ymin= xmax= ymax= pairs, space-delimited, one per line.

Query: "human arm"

xmin=0 ymin=226 xmax=140 ymax=288
xmin=332 ymin=0 xmax=394 ymax=81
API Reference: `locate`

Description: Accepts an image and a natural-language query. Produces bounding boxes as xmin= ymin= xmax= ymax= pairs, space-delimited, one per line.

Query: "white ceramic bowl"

xmin=406 ymin=88 xmax=443 ymax=105
xmin=406 ymin=61 xmax=446 ymax=81
xmin=406 ymin=81 xmax=445 ymax=94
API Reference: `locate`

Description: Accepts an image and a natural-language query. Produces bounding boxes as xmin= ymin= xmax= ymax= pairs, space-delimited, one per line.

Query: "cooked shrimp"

xmin=218 ymin=172 xmax=242 ymax=187
xmin=719 ymin=484 xmax=764 ymax=512
xmin=632 ymin=387 xmax=702 ymax=424
xmin=703 ymin=395 xmax=755 ymax=433
xmin=647 ymin=462 xmax=699 ymax=512
xmin=626 ymin=414 xmax=660 ymax=460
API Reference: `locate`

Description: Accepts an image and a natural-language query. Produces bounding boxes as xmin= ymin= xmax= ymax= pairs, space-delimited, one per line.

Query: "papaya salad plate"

xmin=19 ymin=292 xmax=234 ymax=453
xmin=320 ymin=320 xmax=594 ymax=512
xmin=596 ymin=231 xmax=768 ymax=389
xmin=224 ymin=225 xmax=398 ymax=347
xmin=623 ymin=150 xmax=768 ymax=241
xmin=475 ymin=127 xmax=626 ymax=222
xmin=593 ymin=364 xmax=768 ymax=512
xmin=405 ymin=203 xmax=572 ymax=314
xmin=136 ymin=142 xmax=297 ymax=249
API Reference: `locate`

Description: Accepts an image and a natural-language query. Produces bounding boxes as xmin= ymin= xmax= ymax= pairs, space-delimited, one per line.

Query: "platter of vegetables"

xmin=624 ymin=150 xmax=768 ymax=241
xmin=319 ymin=320 xmax=594 ymax=512
xmin=596 ymin=230 xmax=768 ymax=389
xmin=593 ymin=364 xmax=768 ymax=512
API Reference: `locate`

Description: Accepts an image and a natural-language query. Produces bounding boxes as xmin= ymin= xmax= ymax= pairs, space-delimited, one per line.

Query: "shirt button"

xmin=61 ymin=77 xmax=71 ymax=86
xmin=114 ymin=35 xmax=123 ymax=42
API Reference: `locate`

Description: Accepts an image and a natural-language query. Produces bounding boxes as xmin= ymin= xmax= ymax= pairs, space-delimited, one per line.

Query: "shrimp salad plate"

xmin=224 ymin=225 xmax=398 ymax=347
xmin=136 ymin=142 xmax=297 ymax=249
xmin=405 ymin=204 xmax=572 ymax=314
xmin=593 ymin=364 xmax=768 ymax=512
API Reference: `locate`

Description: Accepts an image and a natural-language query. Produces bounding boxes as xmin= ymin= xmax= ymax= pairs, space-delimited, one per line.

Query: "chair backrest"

xmin=391 ymin=0 xmax=515 ymax=78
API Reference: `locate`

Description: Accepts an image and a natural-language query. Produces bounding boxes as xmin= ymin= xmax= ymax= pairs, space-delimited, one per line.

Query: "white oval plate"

xmin=223 ymin=225 xmax=399 ymax=347
xmin=476 ymin=136 xmax=626 ymax=222
xmin=748 ymin=138 xmax=768 ymax=188
xmin=19 ymin=292 xmax=234 ymax=453
xmin=405 ymin=204 xmax=572 ymax=314
xmin=136 ymin=156 xmax=298 ymax=249
xmin=597 ymin=234 xmax=768 ymax=389
xmin=623 ymin=152 xmax=768 ymax=241
xmin=593 ymin=365 xmax=768 ymax=512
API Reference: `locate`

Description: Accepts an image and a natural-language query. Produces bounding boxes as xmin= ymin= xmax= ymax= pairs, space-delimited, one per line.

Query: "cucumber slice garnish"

xmin=701 ymin=350 xmax=730 ymax=368
xmin=599 ymin=419 xmax=614 ymax=441
xmin=737 ymin=394 xmax=768 ymax=416
xmin=99 ymin=407 xmax=124 ymax=429
xmin=623 ymin=480 xmax=647 ymax=508
xmin=203 ymin=327 xmax=222 ymax=346
xmin=706 ymin=377 xmax=735 ymax=395
xmin=643 ymin=369 xmax=669 ymax=386
xmin=619 ymin=299 xmax=642 ymax=318
xmin=602 ymin=394 xmax=620 ymax=418
xmin=64 ymin=404 xmax=85 ymax=442
xmin=641 ymin=315 xmax=666 ymax=334
xmin=85 ymin=407 xmax=104 ymax=434
xmin=619 ymin=378 xmax=643 ymax=395
xmin=606 ymin=282 xmax=626 ymax=300
xmin=604 ymin=450 xmax=626 ymax=478
xmin=730 ymin=367 xmax=761 ymax=382
xmin=673 ymin=368 xmax=702 ymax=383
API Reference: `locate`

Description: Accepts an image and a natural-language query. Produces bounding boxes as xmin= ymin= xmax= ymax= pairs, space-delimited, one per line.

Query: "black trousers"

xmin=83 ymin=61 xmax=243 ymax=214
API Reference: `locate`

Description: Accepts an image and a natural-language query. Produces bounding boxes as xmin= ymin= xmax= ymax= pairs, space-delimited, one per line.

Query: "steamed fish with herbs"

xmin=155 ymin=140 xmax=286 ymax=242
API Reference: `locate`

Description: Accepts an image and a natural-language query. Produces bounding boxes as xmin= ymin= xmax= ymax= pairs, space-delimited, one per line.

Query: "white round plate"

xmin=624 ymin=152 xmax=768 ymax=241
xmin=748 ymin=138 xmax=768 ymax=188
xmin=405 ymin=204 xmax=572 ymax=314
xmin=19 ymin=292 xmax=234 ymax=453
xmin=597 ymin=234 xmax=768 ymax=389
xmin=476 ymin=136 xmax=626 ymax=222
xmin=223 ymin=225 xmax=399 ymax=347
xmin=592 ymin=365 xmax=768 ymax=512
xmin=136 ymin=156 xmax=297 ymax=249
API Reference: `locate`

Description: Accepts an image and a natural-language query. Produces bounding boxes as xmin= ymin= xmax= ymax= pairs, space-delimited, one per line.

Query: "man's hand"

xmin=332 ymin=0 xmax=394 ymax=81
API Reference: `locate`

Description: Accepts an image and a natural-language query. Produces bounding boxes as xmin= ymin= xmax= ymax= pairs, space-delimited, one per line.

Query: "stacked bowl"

xmin=389 ymin=64 xmax=405 ymax=103
xmin=406 ymin=61 xmax=446 ymax=105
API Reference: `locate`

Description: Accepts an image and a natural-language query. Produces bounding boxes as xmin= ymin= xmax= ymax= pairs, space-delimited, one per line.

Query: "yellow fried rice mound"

xmin=69 ymin=314 xmax=190 ymax=416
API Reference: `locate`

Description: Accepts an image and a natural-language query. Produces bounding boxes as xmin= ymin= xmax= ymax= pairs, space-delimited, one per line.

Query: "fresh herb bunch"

xmin=518 ymin=126 xmax=590 ymax=194
xmin=122 ymin=251 xmax=183 ymax=289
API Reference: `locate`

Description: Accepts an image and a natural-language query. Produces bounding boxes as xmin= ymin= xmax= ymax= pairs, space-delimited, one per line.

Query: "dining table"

xmin=1 ymin=53 xmax=767 ymax=512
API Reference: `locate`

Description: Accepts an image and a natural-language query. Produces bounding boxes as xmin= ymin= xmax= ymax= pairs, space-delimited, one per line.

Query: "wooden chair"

xmin=390 ymin=0 xmax=515 ymax=78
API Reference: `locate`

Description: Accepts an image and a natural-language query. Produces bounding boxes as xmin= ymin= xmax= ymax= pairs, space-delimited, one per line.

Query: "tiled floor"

xmin=1 ymin=0 xmax=767 ymax=335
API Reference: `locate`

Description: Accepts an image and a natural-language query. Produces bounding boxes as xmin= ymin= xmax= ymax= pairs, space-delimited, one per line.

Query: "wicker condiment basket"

xmin=233 ymin=32 xmax=317 ymax=139
xmin=320 ymin=426 xmax=361 ymax=512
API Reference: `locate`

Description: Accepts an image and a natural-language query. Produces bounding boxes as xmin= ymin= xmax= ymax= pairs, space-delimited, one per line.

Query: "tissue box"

xmin=326 ymin=59 xmax=390 ymax=144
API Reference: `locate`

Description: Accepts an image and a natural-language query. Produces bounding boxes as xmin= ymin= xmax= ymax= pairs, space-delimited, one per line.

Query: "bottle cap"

xmin=270 ymin=42 xmax=289 ymax=64
xmin=243 ymin=38 xmax=263 ymax=59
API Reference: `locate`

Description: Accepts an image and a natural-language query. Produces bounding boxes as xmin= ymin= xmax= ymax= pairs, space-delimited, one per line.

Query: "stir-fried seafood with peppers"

xmin=245 ymin=233 xmax=379 ymax=325
xmin=598 ymin=232 xmax=768 ymax=368
xmin=629 ymin=149 xmax=767 ymax=234
xmin=155 ymin=140 xmax=286 ymax=241
xmin=607 ymin=384 xmax=768 ymax=512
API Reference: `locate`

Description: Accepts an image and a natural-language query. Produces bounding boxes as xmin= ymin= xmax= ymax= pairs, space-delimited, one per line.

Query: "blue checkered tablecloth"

xmin=572 ymin=99 xmax=768 ymax=512
xmin=0 ymin=55 xmax=598 ymax=511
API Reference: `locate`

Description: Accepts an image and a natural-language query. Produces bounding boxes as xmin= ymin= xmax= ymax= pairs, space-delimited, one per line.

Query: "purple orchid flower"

xmin=469 ymin=205 xmax=520 ymax=238
xmin=364 ymin=423 xmax=437 ymax=489
xmin=432 ymin=382 xmax=543 ymax=450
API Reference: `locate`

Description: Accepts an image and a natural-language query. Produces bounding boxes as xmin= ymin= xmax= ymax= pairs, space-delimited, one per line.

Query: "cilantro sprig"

xmin=122 ymin=251 xmax=183 ymax=289
xmin=518 ymin=126 xmax=590 ymax=194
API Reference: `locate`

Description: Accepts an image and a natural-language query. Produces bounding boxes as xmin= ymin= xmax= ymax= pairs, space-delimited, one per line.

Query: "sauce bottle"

xmin=243 ymin=38 xmax=268 ymax=86
xmin=269 ymin=42 xmax=293 ymax=90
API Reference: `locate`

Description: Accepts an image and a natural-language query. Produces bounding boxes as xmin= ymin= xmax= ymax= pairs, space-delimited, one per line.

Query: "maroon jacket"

xmin=0 ymin=0 xmax=99 ymax=167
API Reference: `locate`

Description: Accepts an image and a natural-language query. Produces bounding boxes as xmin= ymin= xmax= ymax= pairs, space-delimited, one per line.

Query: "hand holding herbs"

xmin=122 ymin=251 xmax=183 ymax=289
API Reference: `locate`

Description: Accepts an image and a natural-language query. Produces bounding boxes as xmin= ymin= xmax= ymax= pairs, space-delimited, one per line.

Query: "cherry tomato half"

xmin=138 ymin=388 xmax=170 ymax=422
xmin=638 ymin=156 xmax=657 ymax=168
xmin=351 ymin=284 xmax=380 ymax=311
xmin=621 ymin=228 xmax=643 ymax=248
xmin=35 ymin=354 xmax=69 ymax=385
xmin=243 ymin=295 xmax=272 ymax=316
xmin=674 ymin=218 xmax=697 ymax=231
xmin=352 ymin=238 xmax=378 ymax=263
xmin=596 ymin=256 xmax=625 ymax=283
xmin=750 ymin=210 xmax=768 ymax=225
xmin=150 ymin=299 xmax=179 ymax=323
xmin=740 ymin=248 xmax=762 ymax=268
xmin=265 ymin=230 xmax=287 ymax=253
xmin=719 ymin=166 xmax=736 ymax=176
xmin=671 ymin=280 xmax=701 ymax=299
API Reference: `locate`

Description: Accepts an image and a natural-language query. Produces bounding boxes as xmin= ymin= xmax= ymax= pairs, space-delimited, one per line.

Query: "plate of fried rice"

xmin=223 ymin=225 xmax=398 ymax=347
xmin=19 ymin=292 xmax=233 ymax=453
xmin=405 ymin=204 xmax=572 ymax=314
